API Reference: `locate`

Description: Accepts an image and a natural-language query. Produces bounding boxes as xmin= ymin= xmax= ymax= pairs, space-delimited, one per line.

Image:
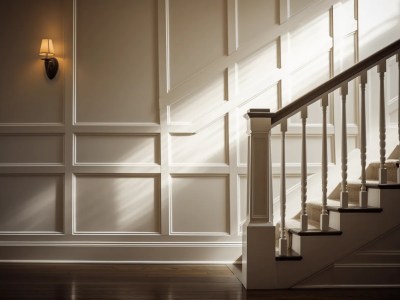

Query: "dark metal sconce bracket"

xmin=43 ymin=57 xmax=58 ymax=80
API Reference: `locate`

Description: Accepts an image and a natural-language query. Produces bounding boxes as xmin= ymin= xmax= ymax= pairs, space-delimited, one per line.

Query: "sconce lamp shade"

xmin=39 ymin=38 xmax=58 ymax=79
xmin=39 ymin=39 xmax=55 ymax=57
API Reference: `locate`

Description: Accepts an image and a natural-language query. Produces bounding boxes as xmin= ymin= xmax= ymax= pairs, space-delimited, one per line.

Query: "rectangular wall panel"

xmin=0 ymin=175 xmax=63 ymax=233
xmin=0 ymin=134 xmax=64 ymax=165
xmin=170 ymin=118 xmax=227 ymax=164
xmin=237 ymin=42 xmax=279 ymax=100
xmin=169 ymin=74 xmax=226 ymax=123
xmin=289 ymin=12 xmax=330 ymax=69
xmin=74 ymin=175 xmax=160 ymax=233
xmin=75 ymin=134 xmax=160 ymax=165
xmin=169 ymin=0 xmax=225 ymax=88
xmin=0 ymin=0 xmax=64 ymax=124
xmin=288 ymin=0 xmax=319 ymax=18
xmin=171 ymin=175 xmax=229 ymax=234
xmin=290 ymin=51 xmax=331 ymax=101
xmin=76 ymin=0 xmax=158 ymax=124
xmin=238 ymin=0 xmax=277 ymax=45
xmin=238 ymin=175 xmax=247 ymax=227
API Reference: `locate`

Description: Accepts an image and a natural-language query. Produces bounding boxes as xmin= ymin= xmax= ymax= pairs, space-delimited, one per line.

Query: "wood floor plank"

xmin=0 ymin=263 xmax=400 ymax=299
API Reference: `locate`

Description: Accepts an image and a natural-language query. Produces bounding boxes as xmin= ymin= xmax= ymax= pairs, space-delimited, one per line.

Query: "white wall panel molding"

xmin=167 ymin=0 xmax=226 ymax=91
xmin=72 ymin=167 xmax=161 ymax=174
xmin=0 ymin=134 xmax=64 ymax=166
xmin=158 ymin=0 xmax=171 ymax=94
xmin=227 ymin=0 xmax=239 ymax=54
xmin=280 ymin=0 xmax=321 ymax=24
xmin=0 ymin=125 xmax=65 ymax=134
xmin=159 ymin=0 xmax=341 ymax=109
xmin=168 ymin=72 xmax=227 ymax=125
xmin=169 ymin=166 xmax=230 ymax=174
xmin=74 ymin=134 xmax=160 ymax=166
xmin=73 ymin=174 xmax=161 ymax=234
xmin=0 ymin=174 xmax=64 ymax=234
xmin=170 ymin=175 xmax=229 ymax=235
xmin=0 ymin=167 xmax=65 ymax=175
xmin=74 ymin=0 xmax=159 ymax=125
xmin=72 ymin=125 xmax=161 ymax=134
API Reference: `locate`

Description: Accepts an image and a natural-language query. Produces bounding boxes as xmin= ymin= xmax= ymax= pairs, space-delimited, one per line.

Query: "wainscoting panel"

xmin=4 ymin=0 xmax=397 ymax=264
xmin=237 ymin=0 xmax=277 ymax=47
xmin=236 ymin=41 xmax=279 ymax=101
xmin=0 ymin=0 xmax=64 ymax=125
xmin=288 ymin=11 xmax=331 ymax=71
xmin=238 ymin=175 xmax=247 ymax=228
xmin=289 ymin=51 xmax=331 ymax=102
xmin=169 ymin=117 xmax=227 ymax=165
xmin=288 ymin=0 xmax=319 ymax=19
xmin=0 ymin=175 xmax=64 ymax=233
xmin=0 ymin=134 xmax=64 ymax=165
xmin=168 ymin=0 xmax=226 ymax=89
xmin=168 ymin=74 xmax=226 ymax=124
xmin=75 ymin=0 xmax=159 ymax=124
xmin=75 ymin=134 xmax=160 ymax=165
xmin=170 ymin=175 xmax=229 ymax=234
xmin=74 ymin=175 xmax=160 ymax=234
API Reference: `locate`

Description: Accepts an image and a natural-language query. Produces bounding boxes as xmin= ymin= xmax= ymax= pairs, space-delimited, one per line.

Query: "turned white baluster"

xmin=300 ymin=108 xmax=308 ymax=231
xmin=359 ymin=72 xmax=368 ymax=208
xmin=320 ymin=95 xmax=329 ymax=231
xmin=279 ymin=119 xmax=288 ymax=256
xmin=378 ymin=61 xmax=387 ymax=184
xmin=397 ymin=53 xmax=400 ymax=184
xmin=340 ymin=84 xmax=349 ymax=208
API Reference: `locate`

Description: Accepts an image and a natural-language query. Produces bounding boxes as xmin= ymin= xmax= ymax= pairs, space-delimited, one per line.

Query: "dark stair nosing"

xmin=366 ymin=183 xmax=400 ymax=189
xmin=276 ymin=249 xmax=302 ymax=261
xmin=288 ymin=228 xmax=342 ymax=236
xmin=327 ymin=206 xmax=383 ymax=213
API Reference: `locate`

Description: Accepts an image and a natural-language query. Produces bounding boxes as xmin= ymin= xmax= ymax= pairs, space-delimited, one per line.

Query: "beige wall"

xmin=0 ymin=0 xmax=398 ymax=262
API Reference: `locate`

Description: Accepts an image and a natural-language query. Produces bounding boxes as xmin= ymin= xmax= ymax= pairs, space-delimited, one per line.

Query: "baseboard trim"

xmin=0 ymin=243 xmax=242 ymax=263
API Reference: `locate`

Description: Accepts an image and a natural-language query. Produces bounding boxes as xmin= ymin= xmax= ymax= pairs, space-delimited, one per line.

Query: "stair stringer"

xmin=293 ymin=223 xmax=400 ymax=288
xmin=272 ymin=187 xmax=400 ymax=288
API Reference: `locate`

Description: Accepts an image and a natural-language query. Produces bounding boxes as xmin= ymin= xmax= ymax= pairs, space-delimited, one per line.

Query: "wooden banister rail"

xmin=271 ymin=39 xmax=400 ymax=126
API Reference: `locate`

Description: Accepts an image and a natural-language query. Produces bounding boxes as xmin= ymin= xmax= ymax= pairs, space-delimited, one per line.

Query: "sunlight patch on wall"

xmin=169 ymin=117 xmax=227 ymax=164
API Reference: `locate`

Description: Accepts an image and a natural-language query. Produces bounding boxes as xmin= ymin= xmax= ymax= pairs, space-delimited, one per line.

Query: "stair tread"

xmin=275 ymin=249 xmax=302 ymax=261
xmin=289 ymin=227 xmax=342 ymax=236
xmin=327 ymin=206 xmax=383 ymax=213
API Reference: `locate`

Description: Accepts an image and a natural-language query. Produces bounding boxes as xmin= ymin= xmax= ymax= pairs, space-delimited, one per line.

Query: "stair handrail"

xmin=272 ymin=39 xmax=400 ymax=126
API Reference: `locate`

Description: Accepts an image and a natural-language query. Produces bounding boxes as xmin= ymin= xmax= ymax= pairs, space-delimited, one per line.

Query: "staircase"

xmin=239 ymin=39 xmax=400 ymax=289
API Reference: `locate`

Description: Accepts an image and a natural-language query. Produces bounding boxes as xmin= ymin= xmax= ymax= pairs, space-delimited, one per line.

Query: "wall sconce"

xmin=39 ymin=38 xmax=58 ymax=80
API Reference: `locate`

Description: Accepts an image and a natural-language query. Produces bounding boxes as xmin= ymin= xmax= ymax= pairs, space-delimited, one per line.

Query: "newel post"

xmin=242 ymin=109 xmax=276 ymax=289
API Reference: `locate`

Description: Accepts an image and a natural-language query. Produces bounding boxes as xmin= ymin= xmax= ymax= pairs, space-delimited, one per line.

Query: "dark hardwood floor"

xmin=0 ymin=263 xmax=400 ymax=299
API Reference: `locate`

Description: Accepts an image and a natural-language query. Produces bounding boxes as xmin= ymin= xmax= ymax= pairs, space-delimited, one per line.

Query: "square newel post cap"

xmin=245 ymin=109 xmax=275 ymax=134
xmin=244 ymin=108 xmax=274 ymax=119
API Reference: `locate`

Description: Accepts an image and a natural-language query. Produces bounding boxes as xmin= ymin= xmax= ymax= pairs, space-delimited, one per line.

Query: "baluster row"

xmin=278 ymin=56 xmax=397 ymax=248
